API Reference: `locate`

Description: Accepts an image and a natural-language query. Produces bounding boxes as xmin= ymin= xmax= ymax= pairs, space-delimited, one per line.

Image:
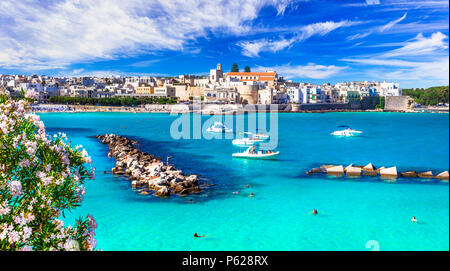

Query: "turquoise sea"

xmin=39 ymin=112 xmax=449 ymax=251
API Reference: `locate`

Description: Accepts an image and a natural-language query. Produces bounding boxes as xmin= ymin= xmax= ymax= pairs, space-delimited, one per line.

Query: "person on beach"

xmin=194 ymin=233 xmax=206 ymax=238
xmin=411 ymin=216 xmax=418 ymax=223
xmin=311 ymin=209 xmax=318 ymax=215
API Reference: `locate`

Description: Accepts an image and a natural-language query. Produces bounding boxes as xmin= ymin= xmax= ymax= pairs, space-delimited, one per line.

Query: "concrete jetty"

xmin=306 ymin=163 xmax=449 ymax=181
xmin=96 ymin=134 xmax=201 ymax=197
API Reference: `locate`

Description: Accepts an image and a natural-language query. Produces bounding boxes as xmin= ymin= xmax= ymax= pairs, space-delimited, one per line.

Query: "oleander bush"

xmin=0 ymin=90 xmax=97 ymax=251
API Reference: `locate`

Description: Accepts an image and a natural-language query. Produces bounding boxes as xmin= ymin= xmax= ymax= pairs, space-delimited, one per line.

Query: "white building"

xmin=379 ymin=81 xmax=401 ymax=96
xmin=209 ymin=63 xmax=224 ymax=83
xmin=258 ymin=88 xmax=273 ymax=104
xmin=286 ymin=87 xmax=302 ymax=103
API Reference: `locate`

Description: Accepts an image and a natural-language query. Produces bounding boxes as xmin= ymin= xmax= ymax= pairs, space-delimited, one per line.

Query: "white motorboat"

xmin=206 ymin=122 xmax=233 ymax=133
xmin=232 ymin=146 xmax=279 ymax=160
xmin=237 ymin=131 xmax=269 ymax=140
xmin=252 ymin=132 xmax=269 ymax=140
xmin=331 ymin=125 xmax=362 ymax=137
xmin=232 ymin=137 xmax=264 ymax=147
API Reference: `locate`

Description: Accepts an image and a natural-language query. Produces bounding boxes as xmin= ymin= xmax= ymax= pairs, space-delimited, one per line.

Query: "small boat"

xmin=232 ymin=146 xmax=279 ymax=160
xmin=232 ymin=137 xmax=264 ymax=147
xmin=331 ymin=125 xmax=362 ymax=137
xmin=237 ymin=131 xmax=269 ymax=140
xmin=252 ymin=132 xmax=269 ymax=140
xmin=206 ymin=122 xmax=233 ymax=133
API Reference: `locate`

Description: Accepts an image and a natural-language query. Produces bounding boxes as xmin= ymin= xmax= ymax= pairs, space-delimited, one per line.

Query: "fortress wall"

xmin=385 ymin=96 xmax=415 ymax=111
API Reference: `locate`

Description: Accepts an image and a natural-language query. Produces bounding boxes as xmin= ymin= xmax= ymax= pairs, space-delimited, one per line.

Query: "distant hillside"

xmin=402 ymin=86 xmax=449 ymax=105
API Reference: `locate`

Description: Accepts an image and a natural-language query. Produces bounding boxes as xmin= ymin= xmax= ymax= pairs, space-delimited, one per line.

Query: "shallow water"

xmin=39 ymin=112 xmax=449 ymax=251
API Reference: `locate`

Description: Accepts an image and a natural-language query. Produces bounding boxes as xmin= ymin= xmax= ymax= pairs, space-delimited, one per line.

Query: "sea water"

xmin=39 ymin=112 xmax=449 ymax=251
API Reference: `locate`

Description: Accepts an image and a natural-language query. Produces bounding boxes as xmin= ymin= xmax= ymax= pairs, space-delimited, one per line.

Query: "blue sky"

xmin=0 ymin=0 xmax=448 ymax=88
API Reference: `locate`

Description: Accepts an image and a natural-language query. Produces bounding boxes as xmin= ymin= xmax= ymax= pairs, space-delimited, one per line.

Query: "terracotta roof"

xmin=239 ymin=77 xmax=276 ymax=81
xmin=227 ymin=72 xmax=277 ymax=76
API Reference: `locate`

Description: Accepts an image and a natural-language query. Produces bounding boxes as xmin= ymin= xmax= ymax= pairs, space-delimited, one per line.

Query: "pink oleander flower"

xmin=19 ymin=245 xmax=33 ymax=251
xmin=87 ymin=214 xmax=97 ymax=229
xmin=81 ymin=149 xmax=92 ymax=164
xmin=20 ymin=159 xmax=31 ymax=168
xmin=9 ymin=181 xmax=23 ymax=197
xmin=8 ymin=231 xmax=20 ymax=243
xmin=25 ymin=90 xmax=38 ymax=100
xmin=0 ymin=202 xmax=10 ymax=215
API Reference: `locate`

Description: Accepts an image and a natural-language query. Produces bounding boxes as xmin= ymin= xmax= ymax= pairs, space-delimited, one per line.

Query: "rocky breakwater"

xmin=96 ymin=134 xmax=201 ymax=197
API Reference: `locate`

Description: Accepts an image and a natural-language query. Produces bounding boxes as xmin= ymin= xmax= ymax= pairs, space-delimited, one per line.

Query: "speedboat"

xmin=252 ymin=132 xmax=269 ymax=140
xmin=232 ymin=146 xmax=279 ymax=160
xmin=237 ymin=131 xmax=269 ymax=140
xmin=232 ymin=137 xmax=264 ymax=147
xmin=331 ymin=125 xmax=362 ymax=137
xmin=206 ymin=122 xmax=233 ymax=133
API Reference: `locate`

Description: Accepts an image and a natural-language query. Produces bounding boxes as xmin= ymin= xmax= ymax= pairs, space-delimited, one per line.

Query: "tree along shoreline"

xmin=402 ymin=86 xmax=449 ymax=106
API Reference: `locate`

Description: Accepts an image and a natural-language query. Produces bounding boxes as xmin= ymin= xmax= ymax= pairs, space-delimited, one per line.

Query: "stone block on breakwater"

xmin=417 ymin=171 xmax=434 ymax=178
xmin=435 ymin=171 xmax=449 ymax=180
xmin=380 ymin=166 xmax=398 ymax=178
xmin=326 ymin=165 xmax=344 ymax=175
xmin=363 ymin=163 xmax=375 ymax=171
xmin=400 ymin=171 xmax=417 ymax=178
xmin=345 ymin=166 xmax=362 ymax=177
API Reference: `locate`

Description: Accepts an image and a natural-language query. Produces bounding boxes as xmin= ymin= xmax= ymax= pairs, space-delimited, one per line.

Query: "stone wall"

xmin=296 ymin=103 xmax=354 ymax=111
xmin=385 ymin=96 xmax=415 ymax=111
xmin=361 ymin=96 xmax=380 ymax=110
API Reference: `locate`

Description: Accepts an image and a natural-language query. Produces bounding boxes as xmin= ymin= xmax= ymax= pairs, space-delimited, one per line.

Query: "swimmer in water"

xmin=189 ymin=199 xmax=193 ymax=203
xmin=194 ymin=233 xmax=206 ymax=238
xmin=411 ymin=216 xmax=418 ymax=223
xmin=310 ymin=209 xmax=318 ymax=215
xmin=233 ymin=191 xmax=239 ymax=194
xmin=249 ymin=192 xmax=254 ymax=197
xmin=245 ymin=184 xmax=250 ymax=188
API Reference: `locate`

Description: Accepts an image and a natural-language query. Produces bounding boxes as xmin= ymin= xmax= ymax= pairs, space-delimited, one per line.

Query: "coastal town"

xmin=0 ymin=63 xmax=426 ymax=113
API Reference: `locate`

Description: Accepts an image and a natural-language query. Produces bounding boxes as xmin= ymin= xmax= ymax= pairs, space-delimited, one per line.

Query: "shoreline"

xmin=29 ymin=104 xmax=449 ymax=114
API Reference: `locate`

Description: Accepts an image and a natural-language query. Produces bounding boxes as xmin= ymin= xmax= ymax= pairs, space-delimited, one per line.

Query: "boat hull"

xmin=331 ymin=131 xmax=362 ymax=137
xmin=232 ymin=139 xmax=263 ymax=146
xmin=232 ymin=152 xmax=279 ymax=160
xmin=207 ymin=128 xmax=233 ymax=133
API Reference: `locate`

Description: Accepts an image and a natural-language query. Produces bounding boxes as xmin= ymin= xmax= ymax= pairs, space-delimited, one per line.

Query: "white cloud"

xmin=238 ymin=20 xmax=358 ymax=57
xmin=255 ymin=63 xmax=347 ymax=79
xmin=238 ymin=38 xmax=296 ymax=57
xmin=379 ymin=13 xmax=407 ymax=32
xmin=0 ymin=0 xmax=296 ymax=70
xmin=342 ymin=32 xmax=449 ymax=86
xmin=347 ymin=13 xmax=407 ymax=41
xmin=347 ymin=32 xmax=372 ymax=41
xmin=130 ymin=59 xmax=161 ymax=67
xmin=366 ymin=0 xmax=380 ymax=5
xmin=381 ymin=32 xmax=448 ymax=57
